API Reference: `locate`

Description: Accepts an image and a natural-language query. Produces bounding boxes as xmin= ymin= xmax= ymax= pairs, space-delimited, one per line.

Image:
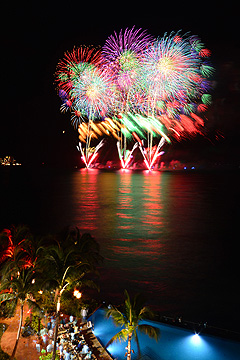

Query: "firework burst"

xmin=71 ymin=64 xmax=116 ymax=120
xmin=101 ymin=27 xmax=154 ymax=166
xmin=55 ymin=45 xmax=101 ymax=95
xmin=102 ymin=27 xmax=153 ymax=111
xmin=55 ymin=27 xmax=214 ymax=169
xmin=102 ymin=26 xmax=154 ymax=63
xmin=141 ymin=32 xmax=201 ymax=109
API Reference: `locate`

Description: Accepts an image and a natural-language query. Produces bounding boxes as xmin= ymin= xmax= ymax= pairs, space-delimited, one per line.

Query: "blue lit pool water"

xmin=89 ymin=309 xmax=240 ymax=360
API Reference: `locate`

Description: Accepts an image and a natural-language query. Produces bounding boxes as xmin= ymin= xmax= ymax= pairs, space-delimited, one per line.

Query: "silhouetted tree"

xmin=106 ymin=290 xmax=160 ymax=360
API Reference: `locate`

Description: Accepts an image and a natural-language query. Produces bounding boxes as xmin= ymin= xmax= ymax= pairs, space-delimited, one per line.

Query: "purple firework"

xmin=102 ymin=26 xmax=154 ymax=63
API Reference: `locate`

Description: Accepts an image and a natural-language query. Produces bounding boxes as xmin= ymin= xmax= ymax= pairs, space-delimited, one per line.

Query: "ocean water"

xmin=0 ymin=167 xmax=239 ymax=333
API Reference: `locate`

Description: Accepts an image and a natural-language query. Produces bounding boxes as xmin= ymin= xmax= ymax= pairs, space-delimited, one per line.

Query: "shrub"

xmin=0 ymin=349 xmax=11 ymax=360
xmin=23 ymin=314 xmax=43 ymax=335
xmin=39 ymin=351 xmax=59 ymax=360
xmin=0 ymin=300 xmax=16 ymax=318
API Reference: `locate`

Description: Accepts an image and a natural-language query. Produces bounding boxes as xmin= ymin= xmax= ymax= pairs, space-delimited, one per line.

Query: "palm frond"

xmin=26 ymin=298 xmax=43 ymax=315
xmin=138 ymin=306 xmax=155 ymax=320
xmin=0 ymin=277 xmax=13 ymax=291
xmin=106 ymin=307 xmax=127 ymax=327
xmin=34 ymin=227 xmax=102 ymax=309
xmin=124 ymin=290 xmax=132 ymax=322
xmin=72 ymin=278 xmax=100 ymax=291
xmin=0 ymin=292 xmax=16 ymax=304
xmin=105 ymin=328 xmax=129 ymax=348
xmin=133 ymin=293 xmax=147 ymax=314
xmin=138 ymin=324 xmax=160 ymax=341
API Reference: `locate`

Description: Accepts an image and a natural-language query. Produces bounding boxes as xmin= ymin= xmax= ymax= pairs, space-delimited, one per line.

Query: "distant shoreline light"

xmin=0 ymin=156 xmax=22 ymax=166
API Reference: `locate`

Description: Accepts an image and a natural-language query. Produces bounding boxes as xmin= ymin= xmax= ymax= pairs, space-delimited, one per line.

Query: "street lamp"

xmin=73 ymin=290 xmax=82 ymax=299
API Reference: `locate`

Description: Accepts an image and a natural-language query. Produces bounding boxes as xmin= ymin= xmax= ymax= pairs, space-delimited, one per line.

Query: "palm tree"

xmin=0 ymin=225 xmax=34 ymax=270
xmin=37 ymin=227 xmax=103 ymax=360
xmin=0 ymin=268 xmax=41 ymax=359
xmin=106 ymin=290 xmax=160 ymax=360
xmin=0 ymin=225 xmax=41 ymax=360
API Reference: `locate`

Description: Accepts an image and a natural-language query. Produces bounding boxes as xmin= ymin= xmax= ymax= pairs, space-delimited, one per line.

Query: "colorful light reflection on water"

xmin=69 ymin=168 xmax=239 ymax=328
xmin=3 ymin=167 xmax=238 ymax=331
xmin=72 ymin=169 xmax=168 ymax=270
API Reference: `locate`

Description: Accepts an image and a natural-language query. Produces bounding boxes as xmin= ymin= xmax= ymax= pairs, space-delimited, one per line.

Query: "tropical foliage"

xmin=106 ymin=290 xmax=160 ymax=360
xmin=0 ymin=225 xmax=103 ymax=360
xmin=39 ymin=350 xmax=60 ymax=360
xmin=36 ymin=226 xmax=103 ymax=360
xmin=23 ymin=314 xmax=44 ymax=334
xmin=0 ymin=225 xmax=41 ymax=360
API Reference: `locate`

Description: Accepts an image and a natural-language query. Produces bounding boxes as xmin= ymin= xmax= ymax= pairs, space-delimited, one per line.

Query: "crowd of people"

xmin=33 ymin=313 xmax=95 ymax=360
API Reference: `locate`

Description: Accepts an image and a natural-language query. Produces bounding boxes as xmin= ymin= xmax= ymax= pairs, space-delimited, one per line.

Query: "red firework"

xmin=55 ymin=45 xmax=102 ymax=94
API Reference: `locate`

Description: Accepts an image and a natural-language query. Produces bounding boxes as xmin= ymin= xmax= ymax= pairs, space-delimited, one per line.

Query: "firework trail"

xmin=77 ymin=139 xmax=105 ymax=168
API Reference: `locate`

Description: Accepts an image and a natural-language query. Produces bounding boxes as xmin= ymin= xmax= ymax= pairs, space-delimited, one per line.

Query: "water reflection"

xmin=69 ymin=169 xmax=236 ymax=326
xmin=117 ymin=171 xmax=134 ymax=230
xmin=1 ymin=167 xmax=237 ymax=328
xmin=72 ymin=169 xmax=167 ymax=261
xmin=71 ymin=169 xmax=169 ymax=300
xmin=141 ymin=171 xmax=164 ymax=232
xmin=114 ymin=170 xmax=166 ymax=259
xmin=72 ymin=169 xmax=100 ymax=231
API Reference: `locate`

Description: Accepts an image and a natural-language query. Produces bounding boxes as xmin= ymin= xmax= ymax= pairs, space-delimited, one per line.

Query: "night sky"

xmin=1 ymin=2 xmax=239 ymax=167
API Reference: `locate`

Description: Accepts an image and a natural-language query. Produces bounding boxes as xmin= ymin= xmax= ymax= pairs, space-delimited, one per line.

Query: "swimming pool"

xmin=89 ymin=309 xmax=240 ymax=360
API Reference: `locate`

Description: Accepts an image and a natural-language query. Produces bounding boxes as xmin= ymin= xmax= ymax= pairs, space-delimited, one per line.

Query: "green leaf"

xmin=0 ymin=293 xmax=16 ymax=304
xmin=105 ymin=328 xmax=129 ymax=348
xmin=138 ymin=324 xmax=160 ymax=341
